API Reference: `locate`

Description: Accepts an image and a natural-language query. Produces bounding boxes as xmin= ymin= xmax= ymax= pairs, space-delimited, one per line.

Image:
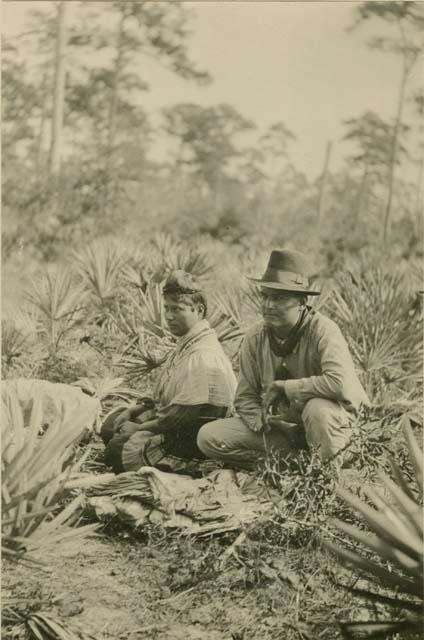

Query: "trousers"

xmin=197 ymin=398 xmax=352 ymax=466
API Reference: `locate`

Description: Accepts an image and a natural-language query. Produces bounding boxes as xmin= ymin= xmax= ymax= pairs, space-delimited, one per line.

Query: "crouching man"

xmin=197 ymin=249 xmax=369 ymax=468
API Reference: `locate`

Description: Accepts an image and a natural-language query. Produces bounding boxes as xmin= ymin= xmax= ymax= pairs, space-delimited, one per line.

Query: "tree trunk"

xmin=415 ymin=91 xmax=424 ymax=219
xmin=102 ymin=9 xmax=126 ymax=217
xmin=317 ymin=141 xmax=332 ymax=229
xmin=414 ymin=102 xmax=424 ymax=221
xmin=355 ymin=163 xmax=369 ymax=227
xmin=415 ymin=153 xmax=424 ymax=218
xmin=382 ymin=20 xmax=419 ymax=244
xmin=382 ymin=62 xmax=408 ymax=244
xmin=49 ymin=1 xmax=67 ymax=177
xmin=36 ymin=68 xmax=49 ymax=177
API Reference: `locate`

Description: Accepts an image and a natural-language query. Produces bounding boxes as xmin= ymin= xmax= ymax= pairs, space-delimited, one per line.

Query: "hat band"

xmin=261 ymin=268 xmax=310 ymax=288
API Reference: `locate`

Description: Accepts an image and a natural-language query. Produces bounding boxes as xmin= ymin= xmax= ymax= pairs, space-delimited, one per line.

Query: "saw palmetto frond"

xmin=24 ymin=269 xmax=87 ymax=355
xmin=324 ymin=417 xmax=423 ymax=638
xmin=72 ymin=239 xmax=127 ymax=305
xmin=2 ymin=387 xmax=99 ymax=561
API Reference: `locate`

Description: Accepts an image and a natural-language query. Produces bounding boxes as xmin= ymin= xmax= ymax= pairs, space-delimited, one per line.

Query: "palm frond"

xmin=323 ymin=261 xmax=422 ymax=402
xmin=26 ymin=611 xmax=96 ymax=640
xmin=150 ymin=232 xmax=213 ymax=278
xmin=5 ymin=609 xmax=98 ymax=640
xmin=339 ymin=617 xmax=422 ymax=639
xmin=72 ymin=376 xmax=124 ymax=399
xmin=72 ymin=239 xmax=127 ymax=304
xmin=1 ymin=320 xmax=31 ymax=365
xmin=112 ymin=284 xmax=172 ymax=343
xmin=116 ymin=338 xmax=170 ymax=384
xmin=243 ymin=283 xmax=263 ymax=315
xmin=24 ymin=269 xmax=87 ymax=355
xmin=2 ymin=386 xmax=99 ymax=561
xmin=324 ymin=416 xmax=424 ymax=637
xmin=135 ymin=284 xmax=171 ymax=339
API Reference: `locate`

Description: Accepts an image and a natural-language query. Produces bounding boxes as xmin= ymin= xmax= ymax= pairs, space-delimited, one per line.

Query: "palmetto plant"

xmin=2 ymin=386 xmax=98 ymax=562
xmin=135 ymin=284 xmax=172 ymax=339
xmin=209 ymin=286 xmax=253 ymax=346
xmin=109 ymin=284 xmax=174 ymax=384
xmin=24 ymin=269 xmax=87 ymax=358
xmin=2 ymin=320 xmax=31 ymax=368
xmin=404 ymin=257 xmax=423 ymax=298
xmin=325 ymin=417 xmax=423 ymax=639
xmin=150 ymin=232 xmax=213 ymax=278
xmin=112 ymin=284 xmax=173 ymax=342
xmin=116 ymin=337 xmax=170 ymax=385
xmin=324 ymin=263 xmax=422 ymax=404
xmin=2 ymin=304 xmax=40 ymax=373
xmin=212 ymin=286 xmax=248 ymax=327
xmin=72 ymin=239 xmax=127 ymax=328
xmin=171 ymin=242 xmax=214 ymax=278
xmin=121 ymin=247 xmax=155 ymax=291
xmin=72 ymin=376 xmax=139 ymax=403
xmin=2 ymin=607 xmax=96 ymax=640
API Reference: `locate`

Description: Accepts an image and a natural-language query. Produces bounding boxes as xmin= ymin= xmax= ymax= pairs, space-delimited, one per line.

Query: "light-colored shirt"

xmin=235 ymin=311 xmax=370 ymax=432
xmin=155 ymin=319 xmax=237 ymax=409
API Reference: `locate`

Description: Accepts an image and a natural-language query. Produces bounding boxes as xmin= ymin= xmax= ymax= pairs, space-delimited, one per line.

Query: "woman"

xmin=102 ymin=270 xmax=237 ymax=475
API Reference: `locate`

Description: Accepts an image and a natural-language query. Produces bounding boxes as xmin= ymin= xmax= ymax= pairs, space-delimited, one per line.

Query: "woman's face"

xmin=164 ymin=294 xmax=204 ymax=336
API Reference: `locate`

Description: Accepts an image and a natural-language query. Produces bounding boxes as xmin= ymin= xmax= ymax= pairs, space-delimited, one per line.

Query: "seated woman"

xmin=102 ymin=270 xmax=237 ymax=475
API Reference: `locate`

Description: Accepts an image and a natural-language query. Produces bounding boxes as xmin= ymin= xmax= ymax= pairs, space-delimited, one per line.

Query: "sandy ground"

xmin=3 ymin=531 xmax=292 ymax=640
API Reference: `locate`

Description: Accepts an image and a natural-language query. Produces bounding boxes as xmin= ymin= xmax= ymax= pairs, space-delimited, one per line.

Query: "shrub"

xmin=2 ymin=385 xmax=98 ymax=562
xmin=323 ymin=259 xmax=422 ymax=406
xmin=324 ymin=417 xmax=423 ymax=639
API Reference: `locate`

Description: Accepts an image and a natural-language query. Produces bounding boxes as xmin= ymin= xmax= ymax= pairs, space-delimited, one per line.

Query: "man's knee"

xmin=197 ymin=417 xmax=263 ymax=465
xmin=197 ymin=420 xmax=222 ymax=457
xmin=302 ymin=398 xmax=333 ymax=430
xmin=302 ymin=397 xmax=348 ymax=426
xmin=301 ymin=398 xmax=351 ymax=459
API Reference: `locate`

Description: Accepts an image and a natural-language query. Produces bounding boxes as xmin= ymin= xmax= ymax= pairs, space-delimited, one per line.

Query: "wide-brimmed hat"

xmin=248 ymin=249 xmax=320 ymax=296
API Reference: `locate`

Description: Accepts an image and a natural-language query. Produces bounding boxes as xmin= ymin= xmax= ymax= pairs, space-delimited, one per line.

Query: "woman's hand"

xmin=114 ymin=408 xmax=134 ymax=431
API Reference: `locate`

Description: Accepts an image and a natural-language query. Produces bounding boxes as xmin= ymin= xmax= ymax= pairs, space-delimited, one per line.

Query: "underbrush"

xmin=2 ymin=239 xmax=423 ymax=639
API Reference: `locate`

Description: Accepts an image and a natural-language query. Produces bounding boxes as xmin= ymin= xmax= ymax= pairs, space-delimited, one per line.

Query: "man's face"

xmin=164 ymin=294 xmax=203 ymax=337
xmin=260 ymin=287 xmax=304 ymax=332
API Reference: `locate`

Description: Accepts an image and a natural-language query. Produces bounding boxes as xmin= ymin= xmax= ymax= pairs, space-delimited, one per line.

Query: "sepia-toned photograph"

xmin=2 ymin=1 xmax=423 ymax=639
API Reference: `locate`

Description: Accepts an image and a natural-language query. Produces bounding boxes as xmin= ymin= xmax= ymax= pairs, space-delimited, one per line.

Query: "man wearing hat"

xmin=197 ymin=249 xmax=369 ymax=467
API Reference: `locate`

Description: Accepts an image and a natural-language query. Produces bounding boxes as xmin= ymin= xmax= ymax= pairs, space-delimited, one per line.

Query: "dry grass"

xmin=2 ymin=241 xmax=423 ymax=639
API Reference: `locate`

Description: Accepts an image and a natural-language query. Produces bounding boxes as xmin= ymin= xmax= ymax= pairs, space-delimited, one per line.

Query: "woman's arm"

xmin=131 ymin=418 xmax=161 ymax=433
xmin=134 ymin=404 xmax=220 ymax=435
xmin=115 ymin=402 xmax=152 ymax=428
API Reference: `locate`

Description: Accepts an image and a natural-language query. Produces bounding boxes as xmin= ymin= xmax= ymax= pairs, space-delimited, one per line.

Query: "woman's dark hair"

xmin=189 ymin=291 xmax=207 ymax=318
xmin=163 ymin=270 xmax=207 ymax=318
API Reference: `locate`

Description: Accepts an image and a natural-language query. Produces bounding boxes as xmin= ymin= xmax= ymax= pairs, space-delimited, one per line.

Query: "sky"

xmin=2 ymin=1 xmax=422 ymax=180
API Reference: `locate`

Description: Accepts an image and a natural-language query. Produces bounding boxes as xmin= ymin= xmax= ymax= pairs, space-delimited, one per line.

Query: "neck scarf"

xmin=267 ymin=306 xmax=314 ymax=358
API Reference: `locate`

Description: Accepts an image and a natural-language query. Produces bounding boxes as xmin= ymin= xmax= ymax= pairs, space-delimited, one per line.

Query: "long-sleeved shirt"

xmin=235 ymin=312 xmax=370 ymax=433
xmin=153 ymin=319 xmax=236 ymax=458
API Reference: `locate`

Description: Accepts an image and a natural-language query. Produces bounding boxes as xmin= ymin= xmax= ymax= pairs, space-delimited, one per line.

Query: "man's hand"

xmin=266 ymin=415 xmax=297 ymax=432
xmin=266 ymin=415 xmax=299 ymax=445
xmin=263 ymin=380 xmax=288 ymax=414
xmin=261 ymin=380 xmax=289 ymax=432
